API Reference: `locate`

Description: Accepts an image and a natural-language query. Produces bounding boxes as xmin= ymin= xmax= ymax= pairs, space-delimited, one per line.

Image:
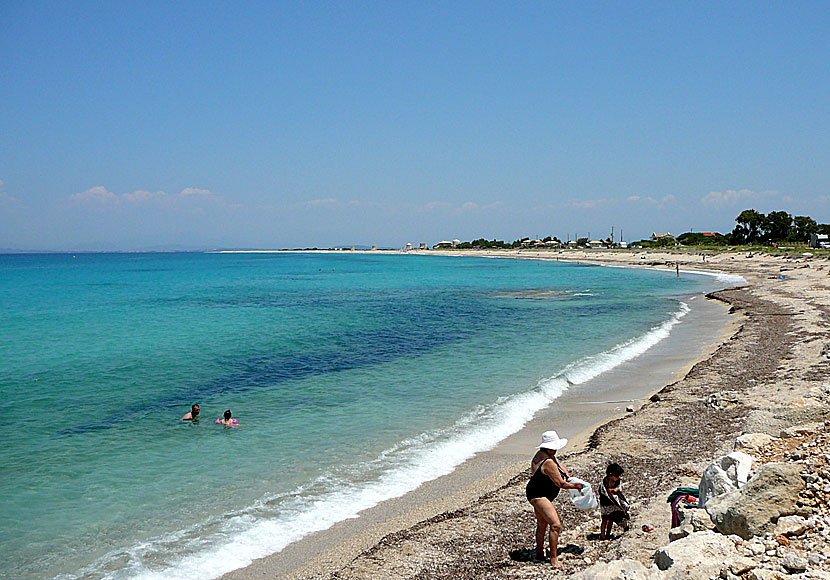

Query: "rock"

xmin=747 ymin=541 xmax=765 ymax=555
xmin=668 ymin=526 xmax=689 ymax=542
xmin=735 ymin=433 xmax=776 ymax=455
xmin=689 ymin=508 xmax=716 ymax=532
xmin=781 ymin=552 xmax=807 ymax=572
xmin=699 ymin=452 xmax=754 ymax=508
xmin=570 ymin=558 xmax=659 ymax=580
xmin=706 ymin=462 xmax=805 ymax=539
xmin=653 ymin=531 xmax=756 ymax=578
xmin=775 ymin=515 xmax=808 ymax=537
xmin=626 ymin=405 xmax=635 ymax=412
xmin=780 ymin=422 xmax=823 ymax=438
xmin=670 ymin=508 xmax=714 ymax=542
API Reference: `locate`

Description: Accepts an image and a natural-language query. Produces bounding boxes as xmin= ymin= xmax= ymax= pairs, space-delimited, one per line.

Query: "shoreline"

xmin=224 ymin=250 xmax=776 ymax=580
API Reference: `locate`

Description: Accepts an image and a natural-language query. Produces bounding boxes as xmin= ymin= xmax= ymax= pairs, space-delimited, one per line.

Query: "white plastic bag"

xmin=567 ymin=477 xmax=598 ymax=510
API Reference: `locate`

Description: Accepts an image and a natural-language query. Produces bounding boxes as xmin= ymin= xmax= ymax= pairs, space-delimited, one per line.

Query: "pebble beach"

xmin=224 ymin=249 xmax=830 ymax=580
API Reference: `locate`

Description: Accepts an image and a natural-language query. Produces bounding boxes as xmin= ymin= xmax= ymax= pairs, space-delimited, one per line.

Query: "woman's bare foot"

xmin=551 ymin=559 xmax=563 ymax=569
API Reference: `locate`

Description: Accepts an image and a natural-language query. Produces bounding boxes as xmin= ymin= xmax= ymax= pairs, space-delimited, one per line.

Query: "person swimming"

xmin=181 ymin=404 xmax=200 ymax=421
xmin=217 ymin=409 xmax=238 ymax=426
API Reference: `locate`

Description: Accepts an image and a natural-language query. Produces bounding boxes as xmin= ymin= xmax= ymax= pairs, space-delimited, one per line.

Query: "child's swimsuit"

xmin=525 ymin=457 xmax=567 ymax=501
xmin=599 ymin=479 xmax=628 ymax=519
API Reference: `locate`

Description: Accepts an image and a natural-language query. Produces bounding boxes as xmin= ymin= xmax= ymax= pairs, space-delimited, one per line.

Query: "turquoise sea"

xmin=0 ymin=252 xmax=739 ymax=580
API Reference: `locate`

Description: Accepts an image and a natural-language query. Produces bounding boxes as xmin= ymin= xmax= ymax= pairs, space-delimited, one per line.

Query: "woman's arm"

xmin=542 ymin=461 xmax=584 ymax=490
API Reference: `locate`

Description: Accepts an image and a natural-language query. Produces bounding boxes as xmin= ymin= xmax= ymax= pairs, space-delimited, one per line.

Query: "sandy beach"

xmin=223 ymin=249 xmax=830 ymax=579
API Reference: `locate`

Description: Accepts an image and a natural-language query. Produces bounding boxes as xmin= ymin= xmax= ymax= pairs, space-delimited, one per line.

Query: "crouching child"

xmin=599 ymin=462 xmax=630 ymax=540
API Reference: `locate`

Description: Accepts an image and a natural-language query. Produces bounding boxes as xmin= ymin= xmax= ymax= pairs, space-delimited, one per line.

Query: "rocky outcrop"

xmin=698 ymin=451 xmax=754 ymax=508
xmin=705 ymin=462 xmax=804 ymax=539
xmin=653 ymin=531 xmax=756 ymax=578
xmin=570 ymin=559 xmax=659 ymax=580
xmin=734 ymin=432 xmax=776 ymax=455
xmin=668 ymin=508 xmax=716 ymax=541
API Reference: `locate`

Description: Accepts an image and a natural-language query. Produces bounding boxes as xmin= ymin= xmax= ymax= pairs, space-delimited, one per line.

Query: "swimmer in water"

xmin=217 ymin=409 xmax=238 ymax=426
xmin=181 ymin=404 xmax=200 ymax=421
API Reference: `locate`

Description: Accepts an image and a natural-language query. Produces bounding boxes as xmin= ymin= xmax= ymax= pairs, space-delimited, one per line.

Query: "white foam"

xmin=600 ymin=261 xmax=746 ymax=287
xmin=63 ymin=301 xmax=694 ymax=580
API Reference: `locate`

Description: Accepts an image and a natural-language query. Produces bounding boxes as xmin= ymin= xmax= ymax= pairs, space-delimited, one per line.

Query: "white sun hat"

xmin=538 ymin=430 xmax=568 ymax=451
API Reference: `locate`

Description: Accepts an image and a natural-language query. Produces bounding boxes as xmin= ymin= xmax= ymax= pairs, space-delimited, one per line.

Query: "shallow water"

xmin=0 ymin=252 xmax=738 ymax=580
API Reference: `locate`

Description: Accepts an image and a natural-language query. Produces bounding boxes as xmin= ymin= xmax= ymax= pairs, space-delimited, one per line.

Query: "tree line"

xmin=728 ymin=209 xmax=828 ymax=245
xmin=443 ymin=209 xmax=827 ymax=250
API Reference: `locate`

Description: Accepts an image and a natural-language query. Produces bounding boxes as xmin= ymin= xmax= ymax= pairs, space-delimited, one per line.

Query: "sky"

xmin=1 ymin=2 xmax=828 ymax=251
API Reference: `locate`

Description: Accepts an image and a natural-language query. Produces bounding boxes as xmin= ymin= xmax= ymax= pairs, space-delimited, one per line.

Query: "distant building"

xmin=619 ymin=241 xmax=628 ymax=248
xmin=405 ymin=243 xmax=413 ymax=251
xmin=701 ymin=232 xmax=722 ymax=238
xmin=588 ymin=240 xmax=604 ymax=248
xmin=419 ymin=243 xmax=427 ymax=250
xmin=810 ymin=234 xmax=830 ymax=248
xmin=650 ymin=232 xmax=676 ymax=242
xmin=371 ymin=245 xmax=378 ymax=251
xmin=433 ymin=240 xmax=454 ymax=249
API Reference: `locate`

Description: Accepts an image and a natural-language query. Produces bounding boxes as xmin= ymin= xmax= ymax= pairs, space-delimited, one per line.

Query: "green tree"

xmin=793 ymin=216 xmax=818 ymax=242
xmin=732 ymin=209 xmax=767 ymax=244
xmin=765 ymin=210 xmax=793 ymax=242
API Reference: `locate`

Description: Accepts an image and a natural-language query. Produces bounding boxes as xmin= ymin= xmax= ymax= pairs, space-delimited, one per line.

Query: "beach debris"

xmin=705 ymin=462 xmax=805 ymax=540
xmin=642 ymin=524 xmax=654 ymax=532
xmin=698 ymin=451 xmax=754 ymax=508
xmin=704 ymin=390 xmax=741 ymax=409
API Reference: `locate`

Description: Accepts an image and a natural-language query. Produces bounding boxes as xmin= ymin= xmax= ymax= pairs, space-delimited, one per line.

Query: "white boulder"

xmin=698 ymin=451 xmax=753 ymax=508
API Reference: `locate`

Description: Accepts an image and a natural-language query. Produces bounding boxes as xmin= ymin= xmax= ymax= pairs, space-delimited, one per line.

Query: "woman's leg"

xmin=531 ymin=498 xmax=563 ymax=567
xmin=534 ymin=510 xmax=548 ymax=560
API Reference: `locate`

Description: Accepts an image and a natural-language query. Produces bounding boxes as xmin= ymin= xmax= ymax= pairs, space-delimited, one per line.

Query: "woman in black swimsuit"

xmin=525 ymin=430 xmax=583 ymax=567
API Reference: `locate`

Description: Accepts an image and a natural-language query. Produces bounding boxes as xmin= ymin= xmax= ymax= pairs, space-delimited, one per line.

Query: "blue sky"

xmin=1 ymin=2 xmax=827 ymax=250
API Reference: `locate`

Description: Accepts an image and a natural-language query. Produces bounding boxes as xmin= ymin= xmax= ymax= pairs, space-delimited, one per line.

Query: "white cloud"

xmin=626 ymin=194 xmax=678 ymax=208
xmin=566 ymin=198 xmax=610 ymax=210
xmin=420 ymin=201 xmax=453 ymax=212
xmin=68 ymin=186 xmax=222 ymax=207
xmin=69 ymin=186 xmax=119 ymax=204
xmin=294 ymin=198 xmax=339 ymax=208
xmin=123 ymin=190 xmax=166 ymax=202
xmin=701 ymin=188 xmax=779 ymax=207
xmin=180 ymin=187 xmax=212 ymax=196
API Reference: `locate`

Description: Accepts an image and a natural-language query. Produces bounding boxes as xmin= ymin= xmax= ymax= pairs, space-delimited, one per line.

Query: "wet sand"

xmin=224 ymin=249 xmax=830 ymax=579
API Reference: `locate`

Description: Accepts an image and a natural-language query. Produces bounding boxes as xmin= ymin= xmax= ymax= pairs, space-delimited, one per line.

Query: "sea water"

xmin=0 ymin=252 xmax=740 ymax=580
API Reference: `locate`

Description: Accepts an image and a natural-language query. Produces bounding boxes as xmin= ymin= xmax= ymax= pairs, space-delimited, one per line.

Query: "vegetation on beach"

xmin=438 ymin=209 xmax=829 ymax=252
